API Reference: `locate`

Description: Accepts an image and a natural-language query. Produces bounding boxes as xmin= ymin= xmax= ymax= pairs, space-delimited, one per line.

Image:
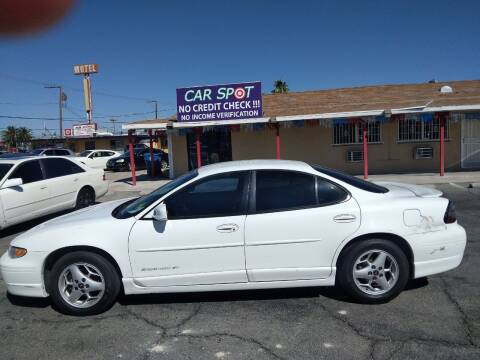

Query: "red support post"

xmin=440 ymin=117 xmax=445 ymax=176
xmin=128 ymin=130 xmax=136 ymax=186
xmin=148 ymin=129 xmax=156 ymax=177
xmin=363 ymin=122 xmax=369 ymax=179
xmin=275 ymin=123 xmax=281 ymax=159
xmin=195 ymin=127 xmax=202 ymax=168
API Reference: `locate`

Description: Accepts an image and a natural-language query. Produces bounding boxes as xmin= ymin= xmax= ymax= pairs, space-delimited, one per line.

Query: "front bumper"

xmin=0 ymin=251 xmax=48 ymax=298
xmin=409 ymin=223 xmax=467 ymax=278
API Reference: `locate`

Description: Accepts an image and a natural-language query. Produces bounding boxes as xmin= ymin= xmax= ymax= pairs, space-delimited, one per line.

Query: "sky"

xmin=0 ymin=0 xmax=479 ymax=136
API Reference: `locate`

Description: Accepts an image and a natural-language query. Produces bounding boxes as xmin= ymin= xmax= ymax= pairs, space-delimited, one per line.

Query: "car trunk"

xmin=373 ymin=181 xmax=443 ymax=198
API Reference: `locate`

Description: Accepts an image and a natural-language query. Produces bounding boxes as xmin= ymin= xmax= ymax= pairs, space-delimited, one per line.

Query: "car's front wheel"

xmin=337 ymin=239 xmax=409 ymax=303
xmin=48 ymin=251 xmax=121 ymax=316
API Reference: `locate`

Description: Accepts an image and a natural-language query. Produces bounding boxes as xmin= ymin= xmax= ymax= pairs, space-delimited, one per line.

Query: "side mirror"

xmin=152 ymin=203 xmax=168 ymax=222
xmin=1 ymin=178 xmax=23 ymax=189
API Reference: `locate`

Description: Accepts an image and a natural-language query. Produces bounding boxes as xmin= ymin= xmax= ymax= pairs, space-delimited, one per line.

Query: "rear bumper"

xmin=95 ymin=181 xmax=109 ymax=200
xmin=409 ymin=223 xmax=467 ymax=278
xmin=0 ymin=251 xmax=48 ymax=298
xmin=106 ymin=162 xmax=127 ymax=171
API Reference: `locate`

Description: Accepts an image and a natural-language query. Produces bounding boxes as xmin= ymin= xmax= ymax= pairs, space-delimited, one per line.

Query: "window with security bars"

xmin=333 ymin=122 xmax=381 ymax=145
xmin=398 ymin=118 xmax=449 ymax=141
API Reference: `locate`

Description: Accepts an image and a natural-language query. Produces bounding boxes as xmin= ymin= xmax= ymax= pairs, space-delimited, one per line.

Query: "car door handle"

xmin=333 ymin=214 xmax=357 ymax=223
xmin=216 ymin=224 xmax=239 ymax=233
xmin=73 ymin=178 xmax=79 ymax=182
xmin=40 ymin=186 xmax=47 ymax=190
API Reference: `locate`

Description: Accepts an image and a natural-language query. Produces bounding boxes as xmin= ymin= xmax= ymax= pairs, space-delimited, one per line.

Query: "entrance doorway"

xmin=461 ymin=120 xmax=480 ymax=168
xmin=187 ymin=130 xmax=232 ymax=170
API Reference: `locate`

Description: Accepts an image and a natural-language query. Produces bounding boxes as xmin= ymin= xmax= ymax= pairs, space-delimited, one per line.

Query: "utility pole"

xmin=148 ymin=100 xmax=158 ymax=119
xmin=45 ymin=85 xmax=66 ymax=138
xmin=109 ymin=118 xmax=117 ymax=134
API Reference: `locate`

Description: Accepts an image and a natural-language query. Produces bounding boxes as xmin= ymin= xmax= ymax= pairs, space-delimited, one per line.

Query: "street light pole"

xmin=109 ymin=118 xmax=117 ymax=134
xmin=45 ymin=85 xmax=64 ymax=139
xmin=148 ymin=100 xmax=158 ymax=119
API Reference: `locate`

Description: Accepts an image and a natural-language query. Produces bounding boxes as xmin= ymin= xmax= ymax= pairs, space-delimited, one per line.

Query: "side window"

xmin=255 ymin=170 xmax=316 ymax=212
xmin=55 ymin=149 xmax=70 ymax=156
xmin=317 ymin=177 xmax=348 ymax=205
xmin=165 ymin=172 xmax=248 ymax=219
xmin=9 ymin=160 xmax=44 ymax=184
xmin=44 ymin=150 xmax=55 ymax=156
xmin=42 ymin=158 xmax=84 ymax=179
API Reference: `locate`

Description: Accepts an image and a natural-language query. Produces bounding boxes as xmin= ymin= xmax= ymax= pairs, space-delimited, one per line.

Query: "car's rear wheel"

xmin=48 ymin=251 xmax=121 ymax=316
xmin=76 ymin=187 xmax=95 ymax=209
xmin=337 ymin=239 xmax=409 ymax=303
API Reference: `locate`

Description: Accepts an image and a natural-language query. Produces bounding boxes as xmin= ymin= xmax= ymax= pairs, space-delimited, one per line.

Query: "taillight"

xmin=444 ymin=200 xmax=457 ymax=224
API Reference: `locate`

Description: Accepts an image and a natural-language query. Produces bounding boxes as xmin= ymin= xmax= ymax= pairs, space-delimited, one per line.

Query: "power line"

xmin=0 ymin=101 xmax=57 ymax=106
xmin=0 ymin=72 xmax=175 ymax=105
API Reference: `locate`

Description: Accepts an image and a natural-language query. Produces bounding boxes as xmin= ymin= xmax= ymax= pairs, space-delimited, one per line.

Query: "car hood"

xmin=373 ymin=181 xmax=443 ymax=198
xmin=12 ymin=198 xmax=136 ymax=249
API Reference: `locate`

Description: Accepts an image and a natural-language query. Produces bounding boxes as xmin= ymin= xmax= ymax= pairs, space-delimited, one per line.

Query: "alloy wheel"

xmin=352 ymin=249 xmax=399 ymax=295
xmin=58 ymin=263 xmax=105 ymax=308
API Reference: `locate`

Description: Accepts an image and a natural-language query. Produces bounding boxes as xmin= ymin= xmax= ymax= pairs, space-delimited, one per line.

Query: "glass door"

xmin=187 ymin=130 xmax=232 ymax=170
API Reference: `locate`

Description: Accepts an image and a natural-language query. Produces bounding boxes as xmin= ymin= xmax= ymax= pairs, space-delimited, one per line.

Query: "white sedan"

xmin=0 ymin=160 xmax=466 ymax=316
xmin=0 ymin=156 xmax=108 ymax=230
xmin=76 ymin=150 xmax=122 ymax=169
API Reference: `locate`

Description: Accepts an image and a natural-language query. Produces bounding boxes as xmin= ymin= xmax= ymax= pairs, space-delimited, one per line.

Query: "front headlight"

xmin=8 ymin=246 xmax=27 ymax=258
xmin=116 ymin=159 xmax=125 ymax=163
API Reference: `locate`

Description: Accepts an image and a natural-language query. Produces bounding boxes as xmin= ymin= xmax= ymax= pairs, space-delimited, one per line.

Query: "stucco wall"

xmin=169 ymin=132 xmax=189 ymax=176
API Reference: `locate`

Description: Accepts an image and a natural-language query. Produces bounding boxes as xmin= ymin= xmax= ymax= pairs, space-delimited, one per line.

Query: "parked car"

xmin=29 ymin=148 xmax=75 ymax=156
xmin=76 ymin=150 xmax=122 ymax=169
xmin=0 ymin=160 xmax=466 ymax=315
xmin=106 ymin=148 xmax=168 ymax=172
xmin=0 ymin=156 xmax=108 ymax=230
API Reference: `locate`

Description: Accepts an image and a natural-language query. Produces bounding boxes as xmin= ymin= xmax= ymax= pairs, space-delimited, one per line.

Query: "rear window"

xmin=311 ymin=165 xmax=389 ymax=194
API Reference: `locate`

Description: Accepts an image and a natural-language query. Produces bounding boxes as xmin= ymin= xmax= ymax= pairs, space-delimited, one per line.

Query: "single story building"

xmin=124 ymin=80 xmax=480 ymax=180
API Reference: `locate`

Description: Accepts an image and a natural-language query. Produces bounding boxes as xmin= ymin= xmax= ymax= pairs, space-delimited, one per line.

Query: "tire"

xmin=75 ymin=187 xmax=95 ymax=209
xmin=337 ymin=239 xmax=409 ymax=303
xmin=48 ymin=251 xmax=121 ymax=316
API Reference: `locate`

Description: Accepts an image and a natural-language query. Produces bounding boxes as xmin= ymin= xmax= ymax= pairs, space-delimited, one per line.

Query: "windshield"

xmin=312 ymin=164 xmax=389 ymax=193
xmin=113 ymin=170 xmax=198 ymax=219
xmin=79 ymin=150 xmax=93 ymax=157
xmin=0 ymin=164 xmax=13 ymax=180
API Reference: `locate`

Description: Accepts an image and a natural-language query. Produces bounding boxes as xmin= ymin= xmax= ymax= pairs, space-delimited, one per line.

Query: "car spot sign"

xmin=176 ymin=81 xmax=262 ymax=122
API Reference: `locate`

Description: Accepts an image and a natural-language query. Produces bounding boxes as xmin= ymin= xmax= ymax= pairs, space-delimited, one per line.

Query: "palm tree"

xmin=271 ymin=80 xmax=289 ymax=94
xmin=2 ymin=126 xmax=17 ymax=148
xmin=16 ymin=127 xmax=33 ymax=148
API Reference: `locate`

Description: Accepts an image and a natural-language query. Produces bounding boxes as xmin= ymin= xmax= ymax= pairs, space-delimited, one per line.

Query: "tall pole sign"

xmin=73 ymin=64 xmax=98 ymax=124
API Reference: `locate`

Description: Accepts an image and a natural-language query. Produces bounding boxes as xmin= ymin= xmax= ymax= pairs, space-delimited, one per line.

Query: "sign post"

xmin=73 ymin=64 xmax=98 ymax=124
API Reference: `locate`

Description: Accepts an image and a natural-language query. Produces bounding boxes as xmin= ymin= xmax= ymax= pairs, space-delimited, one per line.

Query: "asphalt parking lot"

xmin=0 ymin=177 xmax=479 ymax=360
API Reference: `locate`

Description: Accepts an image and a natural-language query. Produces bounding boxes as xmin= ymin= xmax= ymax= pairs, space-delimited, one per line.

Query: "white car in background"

xmin=76 ymin=150 xmax=122 ymax=169
xmin=0 ymin=156 xmax=108 ymax=230
xmin=0 ymin=160 xmax=466 ymax=316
